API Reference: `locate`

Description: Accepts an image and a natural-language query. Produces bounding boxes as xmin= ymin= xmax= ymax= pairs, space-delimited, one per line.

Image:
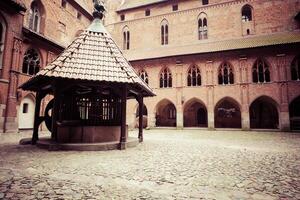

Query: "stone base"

xmin=31 ymin=137 xmax=139 ymax=151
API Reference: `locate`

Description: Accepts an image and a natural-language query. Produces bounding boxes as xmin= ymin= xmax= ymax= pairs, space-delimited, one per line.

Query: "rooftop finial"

xmin=93 ymin=0 xmax=105 ymax=20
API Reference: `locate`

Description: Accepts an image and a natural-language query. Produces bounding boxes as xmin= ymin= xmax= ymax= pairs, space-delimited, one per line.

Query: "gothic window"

xmin=187 ymin=66 xmax=201 ymax=86
xmin=161 ymin=20 xmax=169 ymax=45
xmin=291 ymin=56 xmax=300 ymax=80
xmin=29 ymin=2 xmax=41 ymax=32
xmin=160 ymin=67 xmax=172 ymax=88
xmin=198 ymin=13 xmax=208 ymax=40
xmin=0 ymin=16 xmax=6 ymax=68
xmin=122 ymin=26 xmax=130 ymax=50
xmin=22 ymin=49 xmax=41 ymax=75
xmin=242 ymin=5 xmax=252 ymax=22
xmin=218 ymin=62 xmax=234 ymax=85
xmin=252 ymin=58 xmax=271 ymax=83
xmin=139 ymin=70 xmax=149 ymax=84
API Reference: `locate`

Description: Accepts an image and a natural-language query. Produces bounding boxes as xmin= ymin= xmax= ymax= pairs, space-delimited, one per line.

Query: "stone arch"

xmin=160 ymin=19 xmax=169 ymax=45
xmin=252 ymin=57 xmax=272 ymax=83
xmin=183 ymin=98 xmax=207 ymax=127
xmin=159 ymin=67 xmax=172 ymax=88
xmin=187 ymin=64 xmax=201 ymax=86
xmin=289 ymin=95 xmax=300 ymax=130
xmin=197 ymin=12 xmax=208 ymax=40
xmin=18 ymin=93 xmax=36 ymax=129
xmin=214 ymin=97 xmax=241 ymax=128
xmin=28 ymin=0 xmax=46 ymax=33
xmin=22 ymin=48 xmax=42 ymax=75
xmin=250 ymin=96 xmax=279 ymax=129
xmin=218 ymin=61 xmax=235 ymax=85
xmin=155 ymin=99 xmax=176 ymax=127
xmin=241 ymin=4 xmax=253 ymax=22
xmin=135 ymin=104 xmax=148 ymax=128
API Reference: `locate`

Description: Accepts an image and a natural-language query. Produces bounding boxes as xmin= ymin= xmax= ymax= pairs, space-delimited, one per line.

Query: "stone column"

xmin=206 ymin=61 xmax=215 ymax=130
xmin=239 ymin=58 xmax=250 ymax=130
xmin=148 ymin=113 xmax=156 ymax=128
xmin=176 ymin=104 xmax=183 ymax=129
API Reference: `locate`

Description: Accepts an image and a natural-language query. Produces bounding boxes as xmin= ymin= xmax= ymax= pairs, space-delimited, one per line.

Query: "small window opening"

xmin=172 ymin=4 xmax=178 ymax=11
xmin=23 ymin=103 xmax=29 ymax=113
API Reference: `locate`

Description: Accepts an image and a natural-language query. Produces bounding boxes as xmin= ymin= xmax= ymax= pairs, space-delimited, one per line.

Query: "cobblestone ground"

xmin=0 ymin=129 xmax=300 ymax=200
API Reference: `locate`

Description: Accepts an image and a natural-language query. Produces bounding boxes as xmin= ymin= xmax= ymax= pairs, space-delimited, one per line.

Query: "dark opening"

xmin=145 ymin=9 xmax=150 ymax=16
xmin=120 ymin=14 xmax=125 ymax=21
xmin=289 ymin=96 xmax=300 ymax=130
xmin=214 ymin=99 xmax=241 ymax=128
xmin=172 ymin=4 xmax=178 ymax=11
xmin=23 ymin=103 xmax=29 ymax=113
xmin=202 ymin=0 xmax=209 ymax=5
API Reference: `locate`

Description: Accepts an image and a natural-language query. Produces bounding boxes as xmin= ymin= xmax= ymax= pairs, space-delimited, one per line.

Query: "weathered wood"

xmin=138 ymin=96 xmax=144 ymax=143
xmin=119 ymin=85 xmax=127 ymax=150
xmin=32 ymin=92 xmax=46 ymax=144
xmin=51 ymin=85 xmax=60 ymax=142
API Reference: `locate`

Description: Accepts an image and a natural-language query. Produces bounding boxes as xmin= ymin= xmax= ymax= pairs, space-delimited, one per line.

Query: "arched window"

xmin=161 ymin=20 xmax=168 ymax=45
xmin=139 ymin=69 xmax=149 ymax=84
xmin=218 ymin=62 xmax=234 ymax=85
xmin=242 ymin=5 xmax=252 ymax=22
xmin=22 ymin=49 xmax=41 ymax=75
xmin=0 ymin=15 xmax=6 ymax=69
xmin=187 ymin=65 xmax=201 ymax=86
xmin=291 ymin=55 xmax=300 ymax=81
xmin=198 ymin=13 xmax=208 ymax=40
xmin=160 ymin=67 xmax=172 ymax=88
xmin=122 ymin=26 xmax=130 ymax=50
xmin=29 ymin=1 xmax=41 ymax=32
xmin=252 ymin=58 xmax=271 ymax=83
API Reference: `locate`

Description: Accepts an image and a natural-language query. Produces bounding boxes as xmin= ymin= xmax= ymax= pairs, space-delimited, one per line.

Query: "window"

xmin=23 ymin=103 xmax=29 ymax=113
xmin=242 ymin=5 xmax=252 ymax=22
xmin=160 ymin=67 xmax=172 ymax=88
xmin=198 ymin=13 xmax=208 ymax=40
xmin=61 ymin=0 xmax=67 ymax=8
xmin=120 ymin=14 xmax=125 ymax=21
xmin=139 ymin=70 xmax=149 ymax=84
xmin=161 ymin=20 xmax=169 ymax=45
xmin=252 ymin=58 xmax=271 ymax=83
xmin=202 ymin=0 xmax=209 ymax=5
xmin=29 ymin=2 xmax=41 ymax=32
xmin=187 ymin=66 xmax=201 ymax=86
xmin=168 ymin=107 xmax=176 ymax=119
xmin=145 ymin=9 xmax=150 ymax=16
xmin=122 ymin=26 xmax=130 ymax=50
xmin=77 ymin=12 xmax=82 ymax=20
xmin=291 ymin=56 xmax=300 ymax=81
xmin=0 ymin=16 xmax=6 ymax=69
xmin=218 ymin=62 xmax=234 ymax=85
xmin=22 ymin=49 xmax=41 ymax=75
xmin=172 ymin=4 xmax=178 ymax=11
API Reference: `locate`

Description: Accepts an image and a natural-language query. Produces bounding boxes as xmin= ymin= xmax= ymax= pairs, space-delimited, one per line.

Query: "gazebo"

xmin=20 ymin=2 xmax=155 ymax=150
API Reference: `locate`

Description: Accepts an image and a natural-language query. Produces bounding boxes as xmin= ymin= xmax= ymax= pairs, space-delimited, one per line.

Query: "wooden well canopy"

xmin=20 ymin=2 xmax=155 ymax=149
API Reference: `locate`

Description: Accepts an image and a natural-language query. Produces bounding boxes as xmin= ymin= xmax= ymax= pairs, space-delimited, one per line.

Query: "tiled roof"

xmin=20 ymin=18 xmax=154 ymax=97
xmin=124 ymin=31 xmax=300 ymax=61
xmin=117 ymin=0 xmax=168 ymax=11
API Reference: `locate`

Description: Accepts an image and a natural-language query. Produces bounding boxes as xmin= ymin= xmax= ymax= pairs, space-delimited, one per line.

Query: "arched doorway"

xmin=214 ymin=98 xmax=241 ymax=128
xmin=135 ymin=104 xmax=148 ymax=128
xmin=184 ymin=99 xmax=207 ymax=127
xmin=250 ymin=96 xmax=279 ymax=129
xmin=18 ymin=95 xmax=35 ymax=129
xmin=289 ymin=96 xmax=300 ymax=130
xmin=155 ymin=99 xmax=176 ymax=127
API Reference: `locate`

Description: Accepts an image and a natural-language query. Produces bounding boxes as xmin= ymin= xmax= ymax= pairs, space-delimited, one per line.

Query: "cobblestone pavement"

xmin=0 ymin=129 xmax=300 ymax=200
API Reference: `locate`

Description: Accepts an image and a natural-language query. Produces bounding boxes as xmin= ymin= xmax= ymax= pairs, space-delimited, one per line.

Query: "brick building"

xmin=104 ymin=0 xmax=300 ymax=131
xmin=0 ymin=0 xmax=93 ymax=132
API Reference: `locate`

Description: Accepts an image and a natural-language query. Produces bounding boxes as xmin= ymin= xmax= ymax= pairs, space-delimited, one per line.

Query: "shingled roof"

xmin=20 ymin=17 xmax=155 ymax=97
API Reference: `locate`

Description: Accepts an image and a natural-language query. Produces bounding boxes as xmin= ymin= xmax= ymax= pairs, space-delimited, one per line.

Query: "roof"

xmin=3 ymin=0 xmax=26 ymax=12
xmin=117 ymin=0 xmax=168 ymax=12
xmin=20 ymin=17 xmax=155 ymax=97
xmin=124 ymin=31 xmax=300 ymax=61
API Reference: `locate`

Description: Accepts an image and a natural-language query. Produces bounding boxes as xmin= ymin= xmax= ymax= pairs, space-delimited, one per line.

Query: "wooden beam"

xmin=138 ymin=96 xmax=144 ymax=142
xmin=32 ymin=92 xmax=46 ymax=144
xmin=119 ymin=84 xmax=127 ymax=150
xmin=51 ymin=84 xmax=61 ymax=142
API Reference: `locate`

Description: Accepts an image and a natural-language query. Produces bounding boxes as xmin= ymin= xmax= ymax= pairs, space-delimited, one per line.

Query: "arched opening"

xmin=161 ymin=19 xmax=168 ymax=45
xmin=250 ymin=96 xmax=279 ymax=129
xmin=28 ymin=0 xmax=45 ymax=33
xmin=135 ymin=104 xmax=148 ymax=128
xmin=184 ymin=99 xmax=207 ymax=127
xmin=218 ymin=62 xmax=234 ymax=85
xmin=0 ymin=14 xmax=6 ymax=69
xmin=18 ymin=95 xmax=35 ymax=129
xmin=159 ymin=67 xmax=172 ymax=88
xmin=242 ymin=5 xmax=252 ymax=22
xmin=187 ymin=65 xmax=201 ymax=86
xmin=122 ymin=26 xmax=130 ymax=50
xmin=155 ymin=99 xmax=176 ymax=127
xmin=289 ymin=96 xmax=300 ymax=130
xmin=214 ymin=98 xmax=241 ymax=128
xmin=198 ymin=13 xmax=208 ymax=40
xmin=138 ymin=69 xmax=149 ymax=84
xmin=291 ymin=55 xmax=300 ymax=81
xmin=252 ymin=58 xmax=271 ymax=83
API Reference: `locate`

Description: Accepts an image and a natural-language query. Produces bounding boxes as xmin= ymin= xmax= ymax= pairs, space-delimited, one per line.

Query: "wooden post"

xmin=32 ymin=92 xmax=43 ymax=144
xmin=138 ymin=96 xmax=143 ymax=142
xmin=119 ymin=85 xmax=127 ymax=150
xmin=51 ymin=86 xmax=60 ymax=142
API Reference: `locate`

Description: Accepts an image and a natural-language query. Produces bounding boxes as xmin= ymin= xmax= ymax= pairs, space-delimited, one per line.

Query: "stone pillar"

xmin=148 ymin=113 xmax=156 ymax=128
xmin=239 ymin=58 xmax=250 ymax=130
xmin=207 ymin=86 xmax=214 ymax=130
xmin=280 ymin=111 xmax=290 ymax=131
xmin=176 ymin=104 xmax=183 ymax=129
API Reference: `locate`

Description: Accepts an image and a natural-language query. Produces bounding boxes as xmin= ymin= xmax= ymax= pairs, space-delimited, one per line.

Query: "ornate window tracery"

xmin=22 ymin=49 xmax=41 ymax=75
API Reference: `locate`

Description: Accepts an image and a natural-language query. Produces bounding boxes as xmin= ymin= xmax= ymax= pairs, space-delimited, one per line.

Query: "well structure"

xmin=20 ymin=2 xmax=155 ymax=150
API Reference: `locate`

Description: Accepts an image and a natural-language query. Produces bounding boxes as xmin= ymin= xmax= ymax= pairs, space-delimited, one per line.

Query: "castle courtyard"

xmin=0 ymin=130 xmax=299 ymax=200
